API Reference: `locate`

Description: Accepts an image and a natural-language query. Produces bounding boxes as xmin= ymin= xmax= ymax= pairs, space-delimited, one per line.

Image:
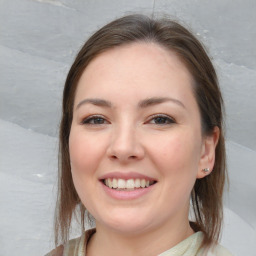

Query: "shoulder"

xmin=206 ymin=244 xmax=233 ymax=256
xmin=44 ymin=236 xmax=82 ymax=256
xmin=44 ymin=236 xmax=83 ymax=256
xmin=44 ymin=229 xmax=96 ymax=256
xmin=44 ymin=245 xmax=64 ymax=256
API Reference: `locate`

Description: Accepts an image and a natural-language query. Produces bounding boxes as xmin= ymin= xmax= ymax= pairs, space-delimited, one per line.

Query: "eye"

xmin=81 ymin=115 xmax=109 ymax=125
xmin=148 ymin=114 xmax=176 ymax=125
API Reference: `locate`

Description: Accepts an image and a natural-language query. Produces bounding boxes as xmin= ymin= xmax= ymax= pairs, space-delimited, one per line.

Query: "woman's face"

xmin=69 ymin=43 xmax=212 ymax=235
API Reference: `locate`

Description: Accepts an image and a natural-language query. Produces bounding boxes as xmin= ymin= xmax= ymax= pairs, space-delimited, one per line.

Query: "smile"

xmin=103 ymin=178 xmax=156 ymax=190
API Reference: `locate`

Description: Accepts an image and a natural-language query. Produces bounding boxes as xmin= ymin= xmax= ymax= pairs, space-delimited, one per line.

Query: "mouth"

xmin=101 ymin=178 xmax=157 ymax=191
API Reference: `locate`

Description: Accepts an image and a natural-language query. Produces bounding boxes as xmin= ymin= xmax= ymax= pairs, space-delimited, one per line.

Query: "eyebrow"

xmin=138 ymin=97 xmax=186 ymax=109
xmin=76 ymin=98 xmax=112 ymax=109
xmin=76 ymin=97 xmax=185 ymax=110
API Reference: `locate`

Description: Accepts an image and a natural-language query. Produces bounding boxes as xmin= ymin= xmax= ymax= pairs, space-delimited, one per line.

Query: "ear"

xmin=197 ymin=126 xmax=220 ymax=179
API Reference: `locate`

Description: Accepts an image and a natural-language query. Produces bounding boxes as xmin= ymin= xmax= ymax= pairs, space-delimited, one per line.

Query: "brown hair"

xmin=54 ymin=14 xmax=226 ymax=250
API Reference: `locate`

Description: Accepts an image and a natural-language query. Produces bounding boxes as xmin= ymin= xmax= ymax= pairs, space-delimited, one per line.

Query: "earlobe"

xmin=197 ymin=126 xmax=220 ymax=179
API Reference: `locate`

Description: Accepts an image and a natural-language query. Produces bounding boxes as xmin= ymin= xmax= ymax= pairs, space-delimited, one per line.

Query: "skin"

xmin=69 ymin=42 xmax=219 ymax=256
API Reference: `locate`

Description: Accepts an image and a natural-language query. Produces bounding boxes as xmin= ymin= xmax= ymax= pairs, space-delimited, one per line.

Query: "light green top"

xmin=158 ymin=231 xmax=232 ymax=256
xmin=46 ymin=228 xmax=233 ymax=256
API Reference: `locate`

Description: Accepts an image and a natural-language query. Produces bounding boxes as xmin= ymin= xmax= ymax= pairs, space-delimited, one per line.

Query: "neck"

xmin=87 ymin=219 xmax=194 ymax=256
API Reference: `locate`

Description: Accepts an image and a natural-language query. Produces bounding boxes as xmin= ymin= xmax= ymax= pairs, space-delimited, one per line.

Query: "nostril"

xmin=110 ymin=155 xmax=138 ymax=161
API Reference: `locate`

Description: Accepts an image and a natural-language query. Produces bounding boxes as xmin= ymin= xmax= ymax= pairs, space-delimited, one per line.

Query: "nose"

xmin=106 ymin=124 xmax=145 ymax=163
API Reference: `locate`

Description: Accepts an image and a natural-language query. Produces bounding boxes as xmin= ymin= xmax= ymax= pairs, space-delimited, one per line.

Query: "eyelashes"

xmin=81 ymin=115 xmax=109 ymax=125
xmin=147 ymin=114 xmax=176 ymax=125
xmin=81 ymin=114 xmax=176 ymax=126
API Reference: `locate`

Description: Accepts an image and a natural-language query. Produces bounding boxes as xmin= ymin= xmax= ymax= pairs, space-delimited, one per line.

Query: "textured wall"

xmin=0 ymin=1 xmax=255 ymax=255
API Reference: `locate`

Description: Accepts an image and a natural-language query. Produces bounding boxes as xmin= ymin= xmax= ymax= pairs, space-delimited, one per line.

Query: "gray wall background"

xmin=0 ymin=0 xmax=255 ymax=255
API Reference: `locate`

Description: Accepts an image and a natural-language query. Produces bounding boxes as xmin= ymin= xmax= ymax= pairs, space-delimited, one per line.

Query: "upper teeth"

xmin=104 ymin=178 xmax=153 ymax=189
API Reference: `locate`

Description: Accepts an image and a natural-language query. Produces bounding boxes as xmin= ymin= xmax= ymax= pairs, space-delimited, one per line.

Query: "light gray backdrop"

xmin=0 ymin=0 xmax=255 ymax=255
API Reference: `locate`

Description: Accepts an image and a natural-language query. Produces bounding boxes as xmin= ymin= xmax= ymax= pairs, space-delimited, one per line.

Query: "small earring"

xmin=203 ymin=168 xmax=210 ymax=173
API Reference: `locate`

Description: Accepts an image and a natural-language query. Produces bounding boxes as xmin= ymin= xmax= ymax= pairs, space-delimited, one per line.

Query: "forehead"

xmin=74 ymin=42 xmax=194 ymax=104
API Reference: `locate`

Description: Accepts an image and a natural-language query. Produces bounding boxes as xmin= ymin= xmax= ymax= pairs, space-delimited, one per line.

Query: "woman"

xmin=46 ymin=14 xmax=232 ymax=256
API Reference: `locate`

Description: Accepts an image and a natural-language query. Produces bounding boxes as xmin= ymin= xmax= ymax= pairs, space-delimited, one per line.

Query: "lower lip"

xmin=101 ymin=182 xmax=155 ymax=200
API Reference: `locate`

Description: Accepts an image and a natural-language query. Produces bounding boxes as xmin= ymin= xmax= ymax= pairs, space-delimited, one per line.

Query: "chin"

xmin=96 ymin=208 xmax=155 ymax=235
xmin=106 ymin=221 xmax=150 ymax=236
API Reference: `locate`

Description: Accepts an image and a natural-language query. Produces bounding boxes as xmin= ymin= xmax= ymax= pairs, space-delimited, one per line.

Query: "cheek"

xmin=150 ymin=130 xmax=202 ymax=176
xmin=68 ymin=127 xmax=108 ymax=209
xmin=150 ymin=132 xmax=202 ymax=212
xmin=69 ymin=128 xmax=106 ymax=174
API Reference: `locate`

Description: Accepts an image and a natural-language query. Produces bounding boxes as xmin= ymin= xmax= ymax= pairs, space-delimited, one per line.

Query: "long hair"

xmin=54 ymin=14 xmax=226 ymax=250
